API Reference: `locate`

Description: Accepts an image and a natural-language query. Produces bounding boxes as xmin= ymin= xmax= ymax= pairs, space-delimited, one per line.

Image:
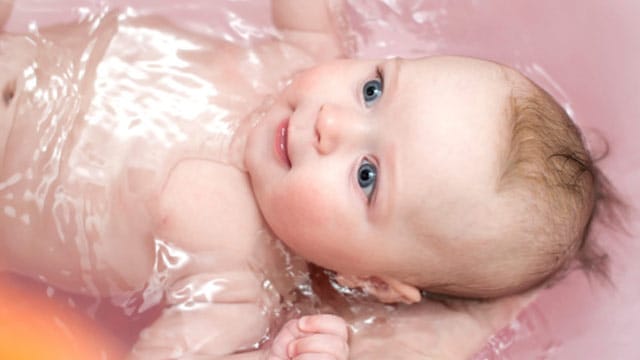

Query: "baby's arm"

xmin=129 ymin=160 xmax=274 ymax=359
xmin=272 ymin=0 xmax=347 ymax=59
xmin=0 ymin=0 xmax=12 ymax=28
xmin=272 ymin=0 xmax=340 ymax=34
xmin=130 ymin=270 xmax=271 ymax=359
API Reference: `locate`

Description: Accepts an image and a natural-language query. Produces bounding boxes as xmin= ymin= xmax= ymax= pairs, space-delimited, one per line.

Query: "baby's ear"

xmin=582 ymin=127 xmax=609 ymax=161
xmin=335 ymin=274 xmax=421 ymax=304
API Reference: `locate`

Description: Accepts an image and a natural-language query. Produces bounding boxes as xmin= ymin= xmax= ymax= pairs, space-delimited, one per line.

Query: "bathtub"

xmin=3 ymin=0 xmax=639 ymax=358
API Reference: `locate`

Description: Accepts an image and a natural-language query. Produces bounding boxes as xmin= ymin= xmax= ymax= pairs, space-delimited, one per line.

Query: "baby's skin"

xmin=0 ymin=1 xmax=534 ymax=359
xmin=0 ymin=4 xmax=347 ymax=358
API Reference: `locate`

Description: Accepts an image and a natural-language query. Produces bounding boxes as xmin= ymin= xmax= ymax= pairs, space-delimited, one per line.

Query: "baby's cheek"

xmin=289 ymin=64 xmax=339 ymax=95
xmin=289 ymin=72 xmax=323 ymax=97
xmin=266 ymin=184 xmax=335 ymax=250
xmin=280 ymin=182 xmax=335 ymax=228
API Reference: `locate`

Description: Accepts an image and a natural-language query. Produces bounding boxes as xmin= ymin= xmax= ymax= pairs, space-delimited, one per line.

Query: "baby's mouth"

xmin=275 ymin=119 xmax=292 ymax=168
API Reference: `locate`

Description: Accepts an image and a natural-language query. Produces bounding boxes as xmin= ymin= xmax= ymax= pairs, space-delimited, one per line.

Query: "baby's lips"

xmin=275 ymin=118 xmax=292 ymax=168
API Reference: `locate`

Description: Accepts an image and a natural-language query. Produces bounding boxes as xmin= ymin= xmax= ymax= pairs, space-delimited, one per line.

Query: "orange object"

xmin=0 ymin=278 xmax=125 ymax=360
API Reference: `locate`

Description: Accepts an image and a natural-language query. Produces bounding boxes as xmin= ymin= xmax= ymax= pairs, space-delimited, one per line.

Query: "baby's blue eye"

xmin=357 ymin=159 xmax=377 ymax=201
xmin=362 ymin=78 xmax=383 ymax=107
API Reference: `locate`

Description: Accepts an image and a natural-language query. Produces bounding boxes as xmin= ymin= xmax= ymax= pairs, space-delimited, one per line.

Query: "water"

xmin=3 ymin=1 xmax=639 ymax=358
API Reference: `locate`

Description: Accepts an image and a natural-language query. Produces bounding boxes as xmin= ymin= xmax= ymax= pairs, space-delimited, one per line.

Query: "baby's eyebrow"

xmin=370 ymin=141 xmax=396 ymax=223
xmin=382 ymin=58 xmax=401 ymax=106
xmin=369 ymin=60 xmax=401 ymax=222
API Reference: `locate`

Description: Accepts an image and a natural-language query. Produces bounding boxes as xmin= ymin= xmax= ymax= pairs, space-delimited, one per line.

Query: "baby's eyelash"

xmin=376 ymin=65 xmax=385 ymax=87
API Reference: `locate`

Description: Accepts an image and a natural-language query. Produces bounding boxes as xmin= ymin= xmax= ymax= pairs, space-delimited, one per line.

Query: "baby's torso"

xmin=0 ymin=12 xmax=314 ymax=298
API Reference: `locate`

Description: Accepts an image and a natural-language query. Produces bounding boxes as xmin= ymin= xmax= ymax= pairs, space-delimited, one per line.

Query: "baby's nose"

xmin=314 ymin=104 xmax=365 ymax=155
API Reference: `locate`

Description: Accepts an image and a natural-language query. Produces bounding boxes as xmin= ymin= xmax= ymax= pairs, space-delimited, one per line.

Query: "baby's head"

xmin=245 ymin=55 xmax=599 ymax=303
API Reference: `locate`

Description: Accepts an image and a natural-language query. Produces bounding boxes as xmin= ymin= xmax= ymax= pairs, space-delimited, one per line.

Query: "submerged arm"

xmin=272 ymin=0 xmax=342 ymax=33
xmin=0 ymin=0 xmax=13 ymax=29
xmin=271 ymin=0 xmax=349 ymax=59
xmin=129 ymin=160 xmax=274 ymax=359
xmin=129 ymin=269 xmax=272 ymax=359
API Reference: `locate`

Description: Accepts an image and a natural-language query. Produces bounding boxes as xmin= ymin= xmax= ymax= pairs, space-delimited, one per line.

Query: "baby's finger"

xmin=298 ymin=314 xmax=349 ymax=340
xmin=289 ymin=333 xmax=348 ymax=359
xmin=269 ymin=319 xmax=305 ymax=359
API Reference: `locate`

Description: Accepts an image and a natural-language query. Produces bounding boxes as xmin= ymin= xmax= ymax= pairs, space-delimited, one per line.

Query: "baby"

xmin=0 ymin=0 xmax=606 ymax=359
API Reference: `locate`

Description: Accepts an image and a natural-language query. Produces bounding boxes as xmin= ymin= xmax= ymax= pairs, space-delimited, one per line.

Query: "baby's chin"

xmin=235 ymin=98 xmax=277 ymax=166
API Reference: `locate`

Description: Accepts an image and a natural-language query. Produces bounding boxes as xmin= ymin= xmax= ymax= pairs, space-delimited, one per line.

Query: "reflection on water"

xmin=1 ymin=7 xmax=284 ymax=351
xmin=2 ymin=0 xmax=639 ymax=358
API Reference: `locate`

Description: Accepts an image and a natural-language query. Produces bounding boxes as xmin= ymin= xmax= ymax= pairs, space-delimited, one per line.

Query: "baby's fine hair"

xmin=499 ymin=78 xmax=626 ymax=290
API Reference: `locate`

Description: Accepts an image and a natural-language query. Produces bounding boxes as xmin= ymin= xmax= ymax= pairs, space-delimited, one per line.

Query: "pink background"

xmin=4 ymin=0 xmax=639 ymax=358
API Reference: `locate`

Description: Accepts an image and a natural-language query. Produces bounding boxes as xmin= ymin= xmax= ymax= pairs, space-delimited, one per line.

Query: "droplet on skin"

xmin=20 ymin=214 xmax=30 ymax=225
xmin=3 ymin=206 xmax=16 ymax=218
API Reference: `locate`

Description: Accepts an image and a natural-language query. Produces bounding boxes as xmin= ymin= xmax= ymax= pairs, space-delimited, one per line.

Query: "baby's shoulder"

xmin=152 ymin=159 xmax=264 ymax=255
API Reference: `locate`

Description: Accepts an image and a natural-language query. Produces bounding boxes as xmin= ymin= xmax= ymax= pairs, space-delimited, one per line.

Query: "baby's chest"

xmin=84 ymin=24 xmax=314 ymax=170
xmin=92 ymin=24 xmax=311 ymax=123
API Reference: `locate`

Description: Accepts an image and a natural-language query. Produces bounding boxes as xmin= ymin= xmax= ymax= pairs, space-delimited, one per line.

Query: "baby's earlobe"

xmin=334 ymin=274 xmax=421 ymax=304
xmin=374 ymin=276 xmax=422 ymax=304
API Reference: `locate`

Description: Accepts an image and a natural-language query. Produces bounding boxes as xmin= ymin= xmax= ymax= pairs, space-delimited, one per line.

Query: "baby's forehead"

xmin=395 ymin=58 xmax=513 ymax=166
xmin=388 ymin=56 xmax=515 ymax=240
xmin=403 ymin=56 xmax=512 ymax=78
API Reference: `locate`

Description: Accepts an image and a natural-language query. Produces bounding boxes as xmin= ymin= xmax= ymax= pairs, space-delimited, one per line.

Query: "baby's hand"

xmin=268 ymin=314 xmax=349 ymax=360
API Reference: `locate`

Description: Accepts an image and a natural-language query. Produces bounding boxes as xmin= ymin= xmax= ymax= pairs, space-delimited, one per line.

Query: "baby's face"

xmin=245 ymin=56 xmax=517 ymax=292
